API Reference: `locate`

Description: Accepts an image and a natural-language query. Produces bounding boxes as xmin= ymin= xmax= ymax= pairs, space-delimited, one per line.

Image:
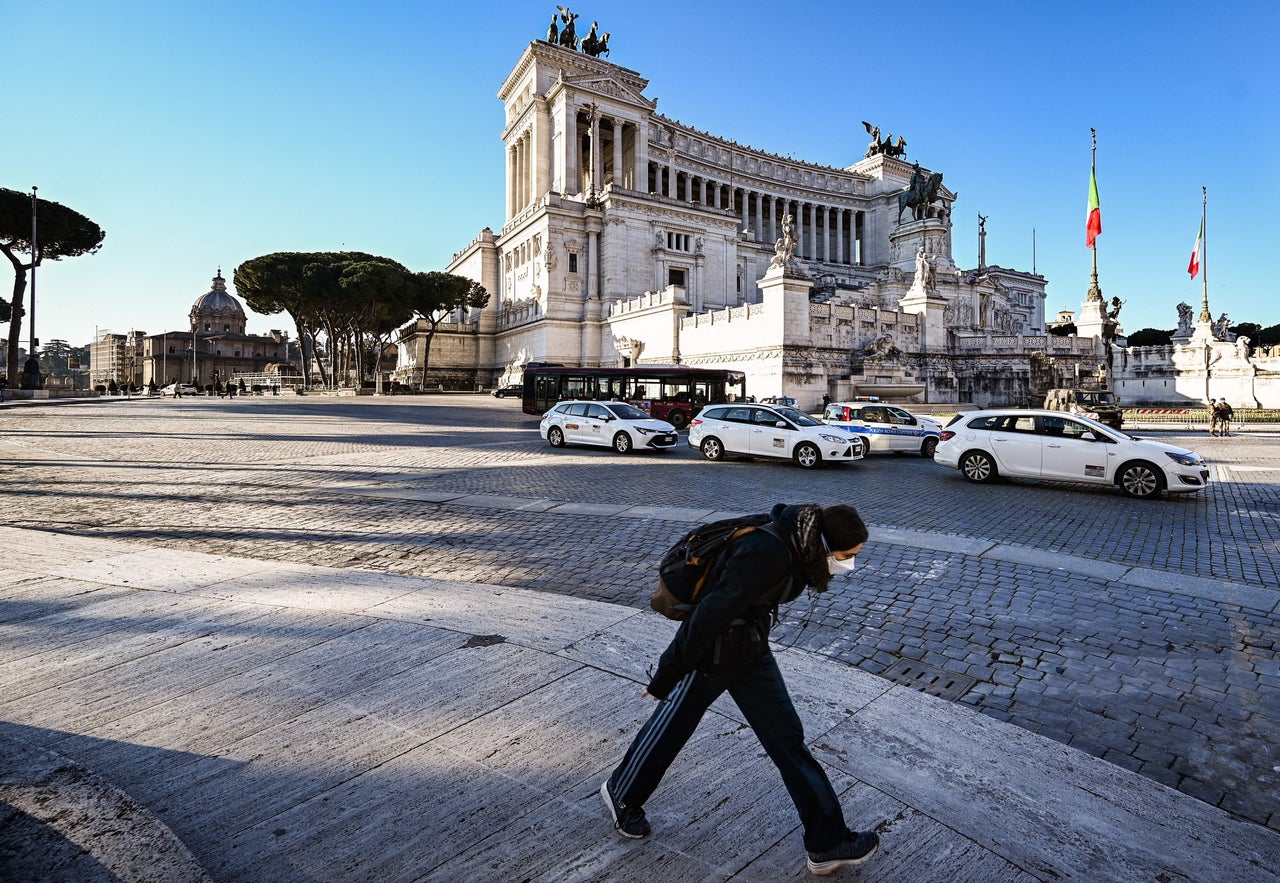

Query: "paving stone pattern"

xmin=2 ymin=396 xmax=1277 ymax=831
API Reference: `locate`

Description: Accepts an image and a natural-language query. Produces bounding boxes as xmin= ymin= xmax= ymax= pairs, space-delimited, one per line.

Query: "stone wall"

xmin=1113 ymin=340 xmax=1280 ymax=408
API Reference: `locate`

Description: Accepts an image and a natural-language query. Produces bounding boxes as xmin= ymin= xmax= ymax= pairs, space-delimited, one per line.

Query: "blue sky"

xmin=5 ymin=0 xmax=1277 ymax=348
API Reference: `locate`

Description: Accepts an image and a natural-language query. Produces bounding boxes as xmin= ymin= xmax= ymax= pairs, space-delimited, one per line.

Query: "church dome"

xmin=191 ymin=270 xmax=246 ymax=320
xmin=189 ymin=270 xmax=247 ymax=335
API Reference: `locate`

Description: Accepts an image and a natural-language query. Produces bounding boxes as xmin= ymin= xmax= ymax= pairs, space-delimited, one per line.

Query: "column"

xmin=667 ymin=156 xmax=677 ymax=198
xmin=769 ymin=197 xmax=777 ymax=245
xmin=806 ymin=204 xmax=815 ymax=258
xmin=699 ymin=178 xmax=707 ymax=205
xmin=634 ymin=122 xmax=647 ymax=195
xmin=589 ymin=115 xmax=601 ymax=194
xmin=795 ymin=202 xmax=804 ymax=256
xmin=515 ymin=137 xmax=525 ymax=211
xmin=836 ymin=210 xmax=845 ymax=264
xmin=612 ymin=119 xmax=624 ymax=188
xmin=506 ymin=145 xmax=516 ymax=220
xmin=740 ymin=189 xmax=748 ymax=232
xmin=565 ymin=115 xmax=580 ymax=196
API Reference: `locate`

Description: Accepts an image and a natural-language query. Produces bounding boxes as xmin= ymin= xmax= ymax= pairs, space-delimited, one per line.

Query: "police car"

xmin=822 ymin=402 xmax=942 ymax=458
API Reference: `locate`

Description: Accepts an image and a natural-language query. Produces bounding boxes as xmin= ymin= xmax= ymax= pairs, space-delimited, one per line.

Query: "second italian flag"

xmin=1086 ymin=169 xmax=1102 ymax=248
xmin=1187 ymin=219 xmax=1203 ymax=279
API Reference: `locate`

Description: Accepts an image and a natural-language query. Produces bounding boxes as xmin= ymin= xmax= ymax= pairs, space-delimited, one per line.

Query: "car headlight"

xmin=1165 ymin=451 xmax=1204 ymax=467
xmin=820 ymin=434 xmax=848 ymax=444
xmin=634 ymin=427 xmax=655 ymax=435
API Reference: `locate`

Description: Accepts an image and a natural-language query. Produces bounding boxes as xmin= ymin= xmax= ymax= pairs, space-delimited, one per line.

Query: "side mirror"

xmin=775 ymin=421 xmax=788 ymax=429
xmin=1080 ymin=431 xmax=1097 ymax=442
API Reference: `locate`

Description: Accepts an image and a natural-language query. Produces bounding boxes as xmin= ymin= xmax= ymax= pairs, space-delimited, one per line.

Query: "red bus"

xmin=521 ymin=366 xmax=747 ymax=429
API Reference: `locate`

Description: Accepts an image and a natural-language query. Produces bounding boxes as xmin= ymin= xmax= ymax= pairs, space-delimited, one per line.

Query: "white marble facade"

xmin=407 ymin=38 xmax=1057 ymax=405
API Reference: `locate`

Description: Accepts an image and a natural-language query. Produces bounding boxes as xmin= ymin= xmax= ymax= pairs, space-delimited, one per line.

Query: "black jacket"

xmin=646 ymin=505 xmax=809 ymax=698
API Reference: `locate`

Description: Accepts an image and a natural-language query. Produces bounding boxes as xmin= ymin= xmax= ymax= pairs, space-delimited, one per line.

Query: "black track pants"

xmin=607 ymin=652 xmax=850 ymax=853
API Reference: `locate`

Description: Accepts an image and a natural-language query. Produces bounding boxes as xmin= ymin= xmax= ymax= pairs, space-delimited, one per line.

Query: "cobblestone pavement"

xmin=2 ymin=395 xmax=1277 ymax=831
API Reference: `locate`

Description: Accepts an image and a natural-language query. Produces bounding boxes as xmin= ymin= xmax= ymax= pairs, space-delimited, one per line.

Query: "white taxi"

xmin=540 ymin=400 xmax=678 ymax=453
xmin=688 ymin=403 xmax=865 ymax=469
xmin=934 ymin=409 xmax=1210 ymax=498
xmin=822 ymin=401 xmax=942 ymax=457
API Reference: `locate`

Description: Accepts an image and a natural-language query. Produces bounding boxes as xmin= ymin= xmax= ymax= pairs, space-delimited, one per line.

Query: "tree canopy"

xmin=1 ymin=188 xmax=105 ymax=381
xmin=234 ymin=251 xmax=420 ymax=388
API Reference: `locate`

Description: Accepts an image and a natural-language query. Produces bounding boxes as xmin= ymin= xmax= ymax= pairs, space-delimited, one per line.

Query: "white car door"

xmin=749 ymin=407 xmax=793 ymax=458
xmin=988 ymin=414 xmax=1042 ymax=476
xmin=858 ymin=406 xmax=892 ymax=452
xmin=1039 ymin=415 xmax=1113 ymax=483
xmin=886 ymin=407 xmax=923 ymax=452
xmin=712 ymin=406 xmax=755 ymax=454
xmin=581 ymin=403 xmax=612 ymax=446
xmin=561 ymin=402 xmax=590 ymax=443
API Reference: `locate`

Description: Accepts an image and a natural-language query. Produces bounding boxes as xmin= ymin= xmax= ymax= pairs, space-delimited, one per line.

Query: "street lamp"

xmin=22 ymin=186 xmax=41 ymax=389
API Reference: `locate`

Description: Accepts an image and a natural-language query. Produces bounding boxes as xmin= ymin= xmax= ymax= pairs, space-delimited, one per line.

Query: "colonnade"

xmin=508 ymin=129 xmax=538 ymax=217
xmin=509 ymin=107 xmax=865 ymax=267
xmin=647 ymin=162 xmax=866 ymax=265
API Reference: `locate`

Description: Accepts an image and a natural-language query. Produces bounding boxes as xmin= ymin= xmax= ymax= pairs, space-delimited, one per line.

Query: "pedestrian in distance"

xmin=1207 ymin=398 xmax=1219 ymax=436
xmin=601 ymin=502 xmax=880 ymax=876
xmin=1213 ymin=398 xmax=1234 ymax=437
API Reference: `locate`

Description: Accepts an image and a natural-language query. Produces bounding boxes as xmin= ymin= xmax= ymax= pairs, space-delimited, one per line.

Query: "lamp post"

xmin=21 ymin=186 xmax=42 ymax=389
xmin=29 ymin=187 xmax=37 ymax=356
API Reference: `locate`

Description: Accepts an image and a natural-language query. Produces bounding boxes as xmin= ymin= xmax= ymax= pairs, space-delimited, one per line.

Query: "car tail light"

xmin=690 ymin=418 xmax=703 ymax=427
xmin=940 ymin=430 xmax=955 ymax=441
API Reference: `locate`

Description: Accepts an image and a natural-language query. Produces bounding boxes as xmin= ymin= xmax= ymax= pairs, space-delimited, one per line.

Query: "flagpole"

xmin=1086 ymin=128 xmax=1102 ymax=302
xmin=1197 ymin=187 xmax=1210 ymax=323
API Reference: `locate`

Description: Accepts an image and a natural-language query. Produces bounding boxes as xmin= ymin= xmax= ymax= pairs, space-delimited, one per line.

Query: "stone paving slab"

xmin=1123 ymin=566 xmax=1280 ymax=614
xmin=0 ymin=736 xmax=212 ymax=883
xmin=2 ymin=528 xmax=1278 ymax=882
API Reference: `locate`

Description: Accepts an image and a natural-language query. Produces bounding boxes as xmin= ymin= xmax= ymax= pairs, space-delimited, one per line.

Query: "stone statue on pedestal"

xmin=1176 ymin=302 xmax=1193 ymax=336
xmin=769 ymin=214 xmax=798 ymax=271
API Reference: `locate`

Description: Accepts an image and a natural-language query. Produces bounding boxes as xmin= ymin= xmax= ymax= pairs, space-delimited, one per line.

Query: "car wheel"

xmin=1118 ymin=461 xmax=1163 ymax=498
xmin=960 ymin=450 xmax=996 ymax=483
xmin=613 ymin=432 xmax=633 ymax=454
xmin=920 ymin=436 xmax=938 ymax=458
xmin=701 ymin=437 xmax=725 ymax=461
xmin=494 ymin=391 xmax=505 ymax=399
xmin=548 ymin=427 xmax=566 ymax=448
xmin=794 ymin=442 xmax=821 ymax=469
xmin=667 ymin=410 xmax=687 ymax=430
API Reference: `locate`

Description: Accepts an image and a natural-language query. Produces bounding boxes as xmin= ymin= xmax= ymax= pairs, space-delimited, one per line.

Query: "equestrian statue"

xmin=897 ymin=163 xmax=944 ymax=223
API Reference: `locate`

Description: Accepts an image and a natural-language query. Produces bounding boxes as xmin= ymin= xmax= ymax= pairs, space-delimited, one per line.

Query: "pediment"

xmin=557 ymin=74 xmax=655 ymax=111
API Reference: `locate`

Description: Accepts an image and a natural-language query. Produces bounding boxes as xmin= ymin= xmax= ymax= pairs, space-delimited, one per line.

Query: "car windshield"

xmin=607 ymin=403 xmax=651 ymax=420
xmin=1078 ymin=392 xmax=1115 ymax=405
xmin=773 ymin=406 xmax=820 ymax=427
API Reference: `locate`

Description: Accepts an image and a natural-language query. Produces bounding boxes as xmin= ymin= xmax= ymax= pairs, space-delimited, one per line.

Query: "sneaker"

xmin=807 ymin=831 xmax=879 ymax=876
xmin=600 ymin=780 xmax=650 ymax=839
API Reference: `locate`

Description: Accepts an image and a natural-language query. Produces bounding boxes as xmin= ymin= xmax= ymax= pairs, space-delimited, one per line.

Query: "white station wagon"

xmin=688 ymin=403 xmax=865 ymax=469
xmin=540 ymin=400 xmax=678 ymax=453
xmin=934 ymin=409 xmax=1210 ymax=498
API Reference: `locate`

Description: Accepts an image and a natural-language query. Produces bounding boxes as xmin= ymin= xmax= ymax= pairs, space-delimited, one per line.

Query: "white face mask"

xmin=827 ymin=554 xmax=857 ymax=575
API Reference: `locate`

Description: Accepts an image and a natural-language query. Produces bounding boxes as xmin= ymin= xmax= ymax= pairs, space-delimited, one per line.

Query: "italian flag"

xmin=1086 ymin=168 xmax=1101 ymax=248
xmin=1187 ymin=219 xmax=1203 ymax=278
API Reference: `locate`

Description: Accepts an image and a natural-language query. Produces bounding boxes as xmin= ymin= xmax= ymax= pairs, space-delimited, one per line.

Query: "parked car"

xmin=540 ymin=400 xmax=678 ymax=453
xmin=160 ymin=383 xmax=200 ymax=397
xmin=934 ymin=408 xmax=1209 ymax=499
xmin=688 ymin=403 xmax=865 ymax=469
xmin=821 ymin=402 xmax=942 ymax=457
xmin=491 ymin=383 xmax=524 ymax=399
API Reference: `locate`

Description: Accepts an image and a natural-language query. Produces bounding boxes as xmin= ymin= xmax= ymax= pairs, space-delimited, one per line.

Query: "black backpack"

xmin=649 ymin=515 xmax=785 ymax=620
